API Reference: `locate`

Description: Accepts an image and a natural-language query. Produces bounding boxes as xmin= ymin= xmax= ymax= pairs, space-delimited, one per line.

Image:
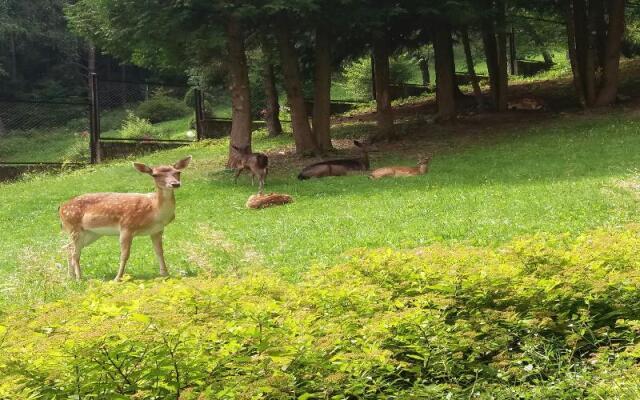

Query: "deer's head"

xmin=133 ymin=156 xmax=192 ymax=189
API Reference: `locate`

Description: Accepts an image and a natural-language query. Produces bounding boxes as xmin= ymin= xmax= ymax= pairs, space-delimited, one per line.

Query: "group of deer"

xmin=59 ymin=141 xmax=431 ymax=281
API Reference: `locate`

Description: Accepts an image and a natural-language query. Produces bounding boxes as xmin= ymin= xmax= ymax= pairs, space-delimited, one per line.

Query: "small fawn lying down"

xmin=59 ymin=156 xmax=192 ymax=281
xmin=370 ymin=157 xmax=432 ymax=179
xmin=232 ymin=145 xmax=268 ymax=193
xmin=507 ymin=96 xmax=547 ymax=111
xmin=246 ymin=192 xmax=293 ymax=209
xmin=298 ymin=140 xmax=371 ymax=180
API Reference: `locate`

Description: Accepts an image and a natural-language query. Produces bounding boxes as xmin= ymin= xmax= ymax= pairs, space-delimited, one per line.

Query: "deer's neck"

xmin=153 ymin=187 xmax=176 ymax=212
xmin=419 ymin=164 xmax=428 ymax=174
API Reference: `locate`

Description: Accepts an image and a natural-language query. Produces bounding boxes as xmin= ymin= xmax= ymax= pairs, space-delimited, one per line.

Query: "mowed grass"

xmin=0 ymin=110 xmax=639 ymax=307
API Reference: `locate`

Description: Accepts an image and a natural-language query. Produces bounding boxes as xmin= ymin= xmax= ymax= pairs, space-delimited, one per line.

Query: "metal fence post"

xmin=194 ymin=89 xmax=204 ymax=141
xmin=89 ymin=73 xmax=102 ymax=163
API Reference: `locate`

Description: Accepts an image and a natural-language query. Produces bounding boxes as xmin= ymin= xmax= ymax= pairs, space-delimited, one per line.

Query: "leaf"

xmin=130 ymin=313 xmax=151 ymax=324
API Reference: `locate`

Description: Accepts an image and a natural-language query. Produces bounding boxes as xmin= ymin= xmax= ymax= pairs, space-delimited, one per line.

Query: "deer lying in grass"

xmin=232 ymin=145 xmax=268 ymax=193
xmin=246 ymin=192 xmax=293 ymax=209
xmin=370 ymin=156 xmax=432 ymax=179
xmin=59 ymin=156 xmax=192 ymax=281
xmin=298 ymin=140 xmax=371 ymax=180
xmin=507 ymin=96 xmax=547 ymax=111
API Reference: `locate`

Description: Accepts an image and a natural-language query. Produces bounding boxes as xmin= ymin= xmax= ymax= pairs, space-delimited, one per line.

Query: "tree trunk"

xmin=312 ymin=25 xmax=333 ymax=151
xmin=433 ymin=19 xmax=457 ymax=120
xmin=565 ymin=0 xmax=586 ymax=105
xmin=495 ymin=1 xmax=509 ymax=111
xmin=482 ymin=1 xmax=508 ymax=112
xmin=595 ymin=0 xmax=626 ymax=106
xmin=418 ymin=58 xmax=430 ymax=85
xmin=372 ymin=32 xmax=395 ymax=141
xmin=262 ymin=62 xmax=283 ymax=137
xmin=261 ymin=39 xmax=283 ymax=137
xmin=584 ymin=0 xmax=600 ymax=105
xmin=262 ymin=61 xmax=283 ymax=137
xmin=594 ymin=0 xmax=607 ymax=68
xmin=573 ymin=0 xmax=596 ymax=105
xmin=461 ymin=26 xmax=484 ymax=110
xmin=275 ymin=24 xmax=318 ymax=155
xmin=226 ymin=17 xmax=253 ymax=165
xmin=482 ymin=17 xmax=500 ymax=110
xmin=9 ymin=32 xmax=17 ymax=82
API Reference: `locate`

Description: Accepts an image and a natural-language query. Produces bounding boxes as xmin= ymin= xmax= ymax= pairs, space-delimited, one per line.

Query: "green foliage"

xmin=342 ymin=55 xmax=418 ymax=100
xmin=2 ymin=226 xmax=640 ymax=398
xmin=119 ymin=111 xmax=153 ymax=139
xmin=135 ymin=93 xmax=191 ymax=124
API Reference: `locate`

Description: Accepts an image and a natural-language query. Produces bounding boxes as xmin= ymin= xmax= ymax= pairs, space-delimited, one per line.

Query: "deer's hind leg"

xmin=67 ymin=231 xmax=99 ymax=280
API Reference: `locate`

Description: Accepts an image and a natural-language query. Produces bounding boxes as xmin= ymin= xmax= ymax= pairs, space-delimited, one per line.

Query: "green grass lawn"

xmin=2 ymin=104 xmax=640 ymax=398
xmin=1 ymin=109 xmax=639 ymax=308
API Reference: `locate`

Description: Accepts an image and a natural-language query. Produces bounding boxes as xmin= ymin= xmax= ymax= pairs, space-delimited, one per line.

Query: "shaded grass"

xmin=1 ymin=110 xmax=639 ymax=308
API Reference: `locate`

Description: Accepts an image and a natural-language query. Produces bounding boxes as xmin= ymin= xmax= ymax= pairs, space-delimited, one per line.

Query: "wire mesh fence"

xmin=98 ymin=80 xmax=196 ymax=142
xmin=0 ymin=98 xmax=90 ymax=164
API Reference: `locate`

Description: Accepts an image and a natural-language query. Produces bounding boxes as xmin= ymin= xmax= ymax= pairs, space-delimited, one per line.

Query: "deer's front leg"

xmin=115 ymin=230 xmax=134 ymax=281
xmin=151 ymin=231 xmax=168 ymax=276
xmin=233 ymin=168 xmax=243 ymax=184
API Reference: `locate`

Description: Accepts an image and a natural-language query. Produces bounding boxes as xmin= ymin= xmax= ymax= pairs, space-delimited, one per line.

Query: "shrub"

xmin=1 ymin=226 xmax=640 ymax=398
xmin=342 ymin=55 xmax=417 ymax=100
xmin=100 ymin=108 xmax=129 ymax=133
xmin=119 ymin=111 xmax=153 ymax=139
xmin=135 ymin=94 xmax=191 ymax=123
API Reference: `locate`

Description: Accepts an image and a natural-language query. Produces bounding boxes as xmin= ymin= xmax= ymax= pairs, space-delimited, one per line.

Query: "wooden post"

xmin=194 ymin=89 xmax=204 ymax=141
xmin=89 ymin=73 xmax=102 ymax=164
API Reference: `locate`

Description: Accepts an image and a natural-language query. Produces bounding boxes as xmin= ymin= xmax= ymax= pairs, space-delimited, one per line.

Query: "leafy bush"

xmin=119 ymin=111 xmax=153 ymax=139
xmin=2 ymin=226 xmax=640 ymax=398
xmin=100 ymin=108 xmax=129 ymax=133
xmin=135 ymin=93 xmax=191 ymax=123
xmin=342 ymin=55 xmax=417 ymax=100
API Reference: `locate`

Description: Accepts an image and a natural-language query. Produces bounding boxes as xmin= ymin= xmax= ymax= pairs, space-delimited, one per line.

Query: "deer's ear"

xmin=133 ymin=162 xmax=153 ymax=174
xmin=174 ymin=155 xmax=192 ymax=170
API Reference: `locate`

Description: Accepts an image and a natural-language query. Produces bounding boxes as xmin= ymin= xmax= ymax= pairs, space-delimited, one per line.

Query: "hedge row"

xmin=1 ymin=226 xmax=640 ymax=399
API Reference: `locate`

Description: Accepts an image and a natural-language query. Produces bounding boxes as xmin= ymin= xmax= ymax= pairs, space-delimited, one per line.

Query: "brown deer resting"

xmin=245 ymin=192 xmax=293 ymax=209
xmin=232 ymin=145 xmax=269 ymax=193
xmin=58 ymin=156 xmax=192 ymax=281
xmin=298 ymin=140 xmax=370 ymax=180
xmin=370 ymin=156 xmax=432 ymax=179
xmin=507 ymin=96 xmax=547 ymax=111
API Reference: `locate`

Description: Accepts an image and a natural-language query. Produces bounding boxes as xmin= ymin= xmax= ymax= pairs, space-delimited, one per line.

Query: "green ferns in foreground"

xmin=2 ymin=226 xmax=640 ymax=399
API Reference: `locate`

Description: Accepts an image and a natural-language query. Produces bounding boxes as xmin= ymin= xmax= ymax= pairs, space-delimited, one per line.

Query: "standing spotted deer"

xmin=232 ymin=145 xmax=269 ymax=193
xmin=59 ymin=156 xmax=192 ymax=281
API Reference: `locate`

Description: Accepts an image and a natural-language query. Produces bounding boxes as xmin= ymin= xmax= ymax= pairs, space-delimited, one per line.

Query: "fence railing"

xmin=1 ymin=74 xmax=429 ymax=169
xmin=0 ymin=96 xmax=91 ymax=165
